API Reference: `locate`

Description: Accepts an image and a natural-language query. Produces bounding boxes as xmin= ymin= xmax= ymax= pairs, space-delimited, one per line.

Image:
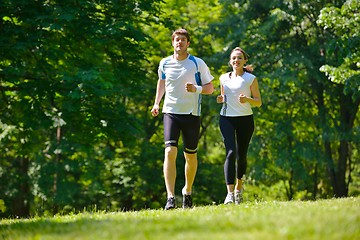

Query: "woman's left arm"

xmin=245 ymin=78 xmax=262 ymax=107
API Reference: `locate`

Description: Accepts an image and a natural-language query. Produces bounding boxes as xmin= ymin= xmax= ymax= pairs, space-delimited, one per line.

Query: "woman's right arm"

xmin=216 ymin=82 xmax=224 ymax=103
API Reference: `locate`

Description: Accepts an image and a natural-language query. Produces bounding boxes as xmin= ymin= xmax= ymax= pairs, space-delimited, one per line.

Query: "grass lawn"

xmin=0 ymin=197 xmax=359 ymax=240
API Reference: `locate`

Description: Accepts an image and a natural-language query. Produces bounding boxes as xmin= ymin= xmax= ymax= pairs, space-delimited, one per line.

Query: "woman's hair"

xmin=172 ymin=29 xmax=190 ymax=42
xmin=230 ymin=47 xmax=254 ymax=73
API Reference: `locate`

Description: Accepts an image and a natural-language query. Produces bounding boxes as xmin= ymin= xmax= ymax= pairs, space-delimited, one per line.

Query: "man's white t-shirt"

xmin=158 ymin=54 xmax=213 ymax=116
xmin=220 ymin=71 xmax=256 ymax=116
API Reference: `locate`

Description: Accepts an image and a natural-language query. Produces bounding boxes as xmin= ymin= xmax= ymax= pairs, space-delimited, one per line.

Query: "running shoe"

xmin=235 ymin=189 xmax=243 ymax=204
xmin=182 ymin=194 xmax=193 ymax=209
xmin=224 ymin=192 xmax=235 ymax=204
xmin=164 ymin=197 xmax=176 ymax=210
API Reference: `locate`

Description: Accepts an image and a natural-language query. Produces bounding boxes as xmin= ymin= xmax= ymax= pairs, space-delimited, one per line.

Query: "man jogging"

xmin=151 ymin=29 xmax=214 ymax=210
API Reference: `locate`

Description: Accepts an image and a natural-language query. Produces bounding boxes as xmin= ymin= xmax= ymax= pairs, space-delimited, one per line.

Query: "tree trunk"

xmin=285 ymin=169 xmax=294 ymax=200
xmin=324 ymin=140 xmax=337 ymax=196
xmin=334 ymin=92 xmax=359 ymax=197
xmin=316 ymin=84 xmax=337 ymax=196
xmin=52 ymin=125 xmax=61 ymax=214
xmin=312 ymin=163 xmax=318 ymax=199
xmin=335 ymin=140 xmax=348 ymax=197
xmin=12 ymin=157 xmax=30 ymax=217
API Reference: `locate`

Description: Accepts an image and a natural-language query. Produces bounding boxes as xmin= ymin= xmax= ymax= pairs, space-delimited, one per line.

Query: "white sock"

xmin=182 ymin=187 xmax=191 ymax=195
xmin=236 ymin=189 xmax=243 ymax=193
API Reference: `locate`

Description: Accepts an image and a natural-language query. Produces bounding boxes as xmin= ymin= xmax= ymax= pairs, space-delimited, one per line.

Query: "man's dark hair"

xmin=172 ymin=29 xmax=190 ymax=42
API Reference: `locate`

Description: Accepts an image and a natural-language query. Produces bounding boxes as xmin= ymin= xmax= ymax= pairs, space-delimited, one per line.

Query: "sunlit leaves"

xmin=317 ymin=0 xmax=360 ymax=98
xmin=317 ymin=0 xmax=360 ymax=38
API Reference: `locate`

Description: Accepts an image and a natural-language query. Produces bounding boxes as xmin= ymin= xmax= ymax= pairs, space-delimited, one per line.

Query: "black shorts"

xmin=163 ymin=113 xmax=200 ymax=153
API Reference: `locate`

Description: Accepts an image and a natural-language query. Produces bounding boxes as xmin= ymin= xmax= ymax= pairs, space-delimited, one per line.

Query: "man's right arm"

xmin=151 ymin=79 xmax=165 ymax=117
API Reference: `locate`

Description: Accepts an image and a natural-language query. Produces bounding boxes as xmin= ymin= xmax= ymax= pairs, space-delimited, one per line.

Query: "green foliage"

xmin=0 ymin=199 xmax=5 ymax=213
xmin=0 ymin=0 xmax=359 ymax=218
xmin=0 ymin=0 xmax=164 ymax=217
xmin=205 ymin=0 xmax=359 ymax=200
xmin=317 ymin=0 xmax=360 ymax=99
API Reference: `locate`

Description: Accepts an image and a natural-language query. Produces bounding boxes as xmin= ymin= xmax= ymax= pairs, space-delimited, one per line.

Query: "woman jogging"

xmin=216 ymin=47 xmax=262 ymax=204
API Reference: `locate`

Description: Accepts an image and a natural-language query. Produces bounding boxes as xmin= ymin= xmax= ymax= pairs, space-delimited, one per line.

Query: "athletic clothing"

xmin=158 ymin=54 xmax=213 ymax=152
xmin=220 ymin=115 xmax=254 ymax=184
xmin=220 ymin=72 xmax=255 ymax=116
xmin=219 ymin=71 xmax=256 ymax=184
xmin=163 ymin=113 xmax=200 ymax=153
xmin=158 ymin=54 xmax=213 ymax=116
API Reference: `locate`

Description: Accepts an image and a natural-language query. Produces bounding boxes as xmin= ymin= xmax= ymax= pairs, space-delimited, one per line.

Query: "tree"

xmin=317 ymin=0 xmax=360 ymax=196
xmin=0 ymin=0 xmax=358 ymax=218
xmin=0 ymin=0 xmax=162 ymax=217
xmin=206 ymin=0 xmax=359 ymax=199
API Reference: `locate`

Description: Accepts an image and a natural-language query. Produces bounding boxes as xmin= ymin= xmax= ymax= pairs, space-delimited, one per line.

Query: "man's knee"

xmin=165 ymin=146 xmax=178 ymax=156
xmin=184 ymin=151 xmax=198 ymax=163
xmin=184 ymin=147 xmax=197 ymax=154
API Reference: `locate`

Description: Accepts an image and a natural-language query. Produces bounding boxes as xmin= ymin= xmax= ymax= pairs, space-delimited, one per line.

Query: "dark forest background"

xmin=0 ymin=0 xmax=359 ymax=218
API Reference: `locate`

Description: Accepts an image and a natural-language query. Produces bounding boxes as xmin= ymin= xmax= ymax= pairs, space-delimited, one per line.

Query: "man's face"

xmin=172 ymin=34 xmax=190 ymax=53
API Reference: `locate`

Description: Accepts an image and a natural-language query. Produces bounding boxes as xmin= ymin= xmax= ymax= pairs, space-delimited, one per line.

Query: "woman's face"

xmin=230 ymin=50 xmax=247 ymax=69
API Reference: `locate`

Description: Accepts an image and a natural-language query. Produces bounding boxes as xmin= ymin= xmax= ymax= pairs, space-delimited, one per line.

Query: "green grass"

xmin=1 ymin=197 xmax=359 ymax=240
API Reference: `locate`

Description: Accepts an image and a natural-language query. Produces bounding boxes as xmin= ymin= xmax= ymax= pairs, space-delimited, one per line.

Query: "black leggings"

xmin=219 ymin=115 xmax=254 ymax=185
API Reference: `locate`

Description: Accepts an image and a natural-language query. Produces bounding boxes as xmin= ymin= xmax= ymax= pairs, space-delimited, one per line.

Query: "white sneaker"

xmin=235 ymin=189 xmax=243 ymax=204
xmin=224 ymin=192 xmax=235 ymax=204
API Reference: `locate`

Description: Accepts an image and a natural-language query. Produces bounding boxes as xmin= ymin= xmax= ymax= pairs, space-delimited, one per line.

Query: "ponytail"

xmin=244 ymin=65 xmax=254 ymax=73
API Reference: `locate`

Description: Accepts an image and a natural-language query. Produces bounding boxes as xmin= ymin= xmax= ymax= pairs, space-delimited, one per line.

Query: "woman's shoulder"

xmin=244 ymin=72 xmax=256 ymax=81
xmin=244 ymin=71 xmax=256 ymax=78
xmin=220 ymin=72 xmax=231 ymax=79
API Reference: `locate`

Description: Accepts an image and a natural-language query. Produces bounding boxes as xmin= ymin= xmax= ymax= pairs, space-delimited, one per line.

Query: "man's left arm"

xmin=185 ymin=81 xmax=214 ymax=95
xmin=201 ymin=82 xmax=214 ymax=95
